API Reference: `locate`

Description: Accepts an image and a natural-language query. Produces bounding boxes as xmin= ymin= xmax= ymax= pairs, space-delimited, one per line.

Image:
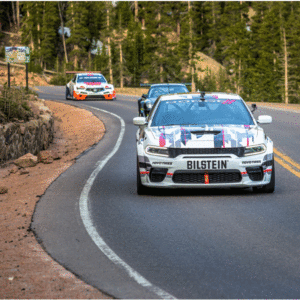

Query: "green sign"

xmin=5 ymin=46 xmax=30 ymax=64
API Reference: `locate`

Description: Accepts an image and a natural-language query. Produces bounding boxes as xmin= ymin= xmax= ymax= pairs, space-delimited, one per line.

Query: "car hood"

xmin=148 ymin=125 xmax=264 ymax=148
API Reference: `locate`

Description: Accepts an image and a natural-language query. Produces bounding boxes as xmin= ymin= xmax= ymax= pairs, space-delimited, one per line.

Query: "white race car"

xmin=66 ymin=72 xmax=116 ymax=100
xmin=133 ymin=92 xmax=275 ymax=195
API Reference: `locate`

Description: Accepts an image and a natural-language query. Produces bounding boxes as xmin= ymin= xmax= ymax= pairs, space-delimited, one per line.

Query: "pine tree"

xmin=286 ymin=2 xmax=300 ymax=103
xmin=218 ymin=2 xmax=250 ymax=95
xmin=66 ymin=2 xmax=90 ymax=70
xmin=40 ymin=2 xmax=59 ymax=69
xmin=249 ymin=2 xmax=282 ymax=102
xmin=123 ymin=19 xmax=145 ymax=86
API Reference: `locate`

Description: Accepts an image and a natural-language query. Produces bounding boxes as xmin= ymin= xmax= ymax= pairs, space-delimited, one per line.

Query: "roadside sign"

xmin=5 ymin=46 xmax=30 ymax=64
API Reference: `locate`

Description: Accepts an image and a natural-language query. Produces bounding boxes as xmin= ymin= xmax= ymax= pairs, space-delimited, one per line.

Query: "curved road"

xmin=32 ymin=86 xmax=300 ymax=299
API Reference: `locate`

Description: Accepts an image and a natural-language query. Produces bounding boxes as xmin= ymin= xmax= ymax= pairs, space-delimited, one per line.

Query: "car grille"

xmin=168 ymin=147 xmax=245 ymax=158
xmin=246 ymin=167 xmax=264 ymax=181
xmin=85 ymin=95 xmax=106 ymax=100
xmin=172 ymin=170 xmax=242 ymax=184
xmin=86 ymin=88 xmax=105 ymax=92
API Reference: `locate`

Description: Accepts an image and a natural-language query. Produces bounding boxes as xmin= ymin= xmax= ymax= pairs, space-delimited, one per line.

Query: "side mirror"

xmin=251 ymin=103 xmax=257 ymax=113
xmin=133 ymin=117 xmax=147 ymax=126
xmin=142 ymin=94 xmax=148 ymax=98
xmin=257 ymin=115 xmax=272 ymax=124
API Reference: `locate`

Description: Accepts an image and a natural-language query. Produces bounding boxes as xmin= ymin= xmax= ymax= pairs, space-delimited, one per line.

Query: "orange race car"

xmin=66 ymin=72 xmax=116 ymax=101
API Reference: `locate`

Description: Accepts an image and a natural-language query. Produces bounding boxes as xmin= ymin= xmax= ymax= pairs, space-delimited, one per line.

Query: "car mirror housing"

xmin=142 ymin=94 xmax=148 ymax=98
xmin=133 ymin=117 xmax=147 ymax=126
xmin=257 ymin=115 xmax=272 ymax=124
xmin=251 ymin=103 xmax=257 ymax=113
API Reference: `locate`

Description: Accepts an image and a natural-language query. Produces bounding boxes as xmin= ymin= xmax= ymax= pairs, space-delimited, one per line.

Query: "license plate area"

xmin=187 ymin=160 xmax=228 ymax=170
xmin=173 ymin=169 xmax=242 ymax=184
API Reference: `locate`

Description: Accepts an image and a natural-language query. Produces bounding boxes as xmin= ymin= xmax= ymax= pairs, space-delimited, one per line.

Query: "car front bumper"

xmin=73 ymin=90 xmax=116 ymax=100
xmin=138 ymin=152 xmax=273 ymax=189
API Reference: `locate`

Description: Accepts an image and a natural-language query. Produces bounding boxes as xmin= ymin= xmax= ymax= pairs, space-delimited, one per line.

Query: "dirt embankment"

xmin=0 ymin=101 xmax=110 ymax=299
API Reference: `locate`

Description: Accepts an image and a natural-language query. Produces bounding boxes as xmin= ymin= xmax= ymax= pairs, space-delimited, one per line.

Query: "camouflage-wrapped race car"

xmin=133 ymin=92 xmax=275 ymax=194
xmin=66 ymin=72 xmax=116 ymax=100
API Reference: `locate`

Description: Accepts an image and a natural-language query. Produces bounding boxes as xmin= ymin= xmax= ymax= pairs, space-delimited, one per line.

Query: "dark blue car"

xmin=138 ymin=83 xmax=190 ymax=117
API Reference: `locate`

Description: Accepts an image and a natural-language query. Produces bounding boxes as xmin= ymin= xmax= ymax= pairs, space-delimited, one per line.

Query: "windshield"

xmin=151 ymin=97 xmax=254 ymax=127
xmin=77 ymin=75 xmax=107 ymax=83
xmin=148 ymin=85 xmax=188 ymax=98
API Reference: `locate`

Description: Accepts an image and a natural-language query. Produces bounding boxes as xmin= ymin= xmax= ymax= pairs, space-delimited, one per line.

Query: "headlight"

xmin=244 ymin=144 xmax=266 ymax=156
xmin=145 ymin=101 xmax=153 ymax=109
xmin=145 ymin=146 xmax=169 ymax=157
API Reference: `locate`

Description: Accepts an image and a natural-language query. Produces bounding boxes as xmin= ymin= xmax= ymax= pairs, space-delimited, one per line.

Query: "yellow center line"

xmin=273 ymin=147 xmax=300 ymax=178
xmin=274 ymin=157 xmax=300 ymax=178
xmin=274 ymin=148 xmax=300 ymax=170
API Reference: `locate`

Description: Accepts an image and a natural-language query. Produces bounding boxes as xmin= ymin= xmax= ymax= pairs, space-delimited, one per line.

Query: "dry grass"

xmin=116 ymin=87 xmax=148 ymax=96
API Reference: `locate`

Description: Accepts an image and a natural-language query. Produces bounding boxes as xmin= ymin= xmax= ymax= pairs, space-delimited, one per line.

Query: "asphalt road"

xmin=32 ymin=86 xmax=300 ymax=299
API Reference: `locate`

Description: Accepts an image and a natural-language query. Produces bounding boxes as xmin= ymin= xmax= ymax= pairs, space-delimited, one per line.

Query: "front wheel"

xmin=65 ymin=87 xmax=70 ymax=100
xmin=137 ymin=157 xmax=150 ymax=195
xmin=253 ymin=160 xmax=275 ymax=193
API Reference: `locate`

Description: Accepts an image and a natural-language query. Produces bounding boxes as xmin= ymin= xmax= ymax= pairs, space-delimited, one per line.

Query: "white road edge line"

xmin=79 ymin=106 xmax=176 ymax=299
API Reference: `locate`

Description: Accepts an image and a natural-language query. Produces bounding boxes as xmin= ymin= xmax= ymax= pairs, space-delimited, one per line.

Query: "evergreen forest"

xmin=1 ymin=1 xmax=300 ymax=103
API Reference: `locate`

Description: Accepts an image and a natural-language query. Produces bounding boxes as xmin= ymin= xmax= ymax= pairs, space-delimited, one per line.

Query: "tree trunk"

xmin=188 ymin=2 xmax=195 ymax=92
xmin=135 ymin=1 xmax=138 ymax=22
xmin=12 ymin=2 xmax=17 ymax=27
xmin=283 ymin=27 xmax=288 ymax=104
xmin=107 ymin=9 xmax=113 ymax=84
xmin=58 ymin=2 xmax=68 ymax=63
xmin=120 ymin=43 xmax=123 ymax=88
xmin=238 ymin=57 xmax=241 ymax=94
xmin=177 ymin=21 xmax=180 ymax=36
xmin=157 ymin=12 xmax=163 ymax=83
xmin=88 ymin=51 xmax=91 ymax=70
xmin=212 ymin=2 xmax=216 ymax=53
xmin=38 ymin=22 xmax=42 ymax=67
xmin=27 ymin=10 xmax=34 ymax=51
xmin=71 ymin=3 xmax=78 ymax=69
xmin=16 ymin=2 xmax=20 ymax=28
xmin=6 ymin=11 xmax=13 ymax=29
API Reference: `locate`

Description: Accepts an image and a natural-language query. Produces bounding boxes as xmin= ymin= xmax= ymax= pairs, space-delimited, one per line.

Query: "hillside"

xmin=0 ymin=26 xmax=224 ymax=88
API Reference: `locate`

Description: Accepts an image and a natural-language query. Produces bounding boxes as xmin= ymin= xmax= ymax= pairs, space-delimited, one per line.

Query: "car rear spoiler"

xmin=140 ymin=83 xmax=192 ymax=87
xmin=66 ymin=71 xmax=102 ymax=74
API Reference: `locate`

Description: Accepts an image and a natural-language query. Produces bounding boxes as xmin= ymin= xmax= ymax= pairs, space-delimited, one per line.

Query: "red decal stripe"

xmin=140 ymin=171 xmax=150 ymax=175
xmin=263 ymin=169 xmax=272 ymax=173
xmin=167 ymin=173 xmax=173 ymax=176
xmin=241 ymin=171 xmax=247 ymax=175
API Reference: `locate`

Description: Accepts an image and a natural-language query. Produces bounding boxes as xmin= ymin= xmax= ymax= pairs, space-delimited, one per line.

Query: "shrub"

xmin=50 ymin=73 xmax=69 ymax=85
xmin=0 ymin=84 xmax=34 ymax=123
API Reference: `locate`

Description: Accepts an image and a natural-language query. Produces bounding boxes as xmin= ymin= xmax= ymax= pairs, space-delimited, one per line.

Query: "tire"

xmin=137 ymin=157 xmax=149 ymax=195
xmin=253 ymin=160 xmax=275 ymax=193
xmin=65 ymin=87 xmax=70 ymax=100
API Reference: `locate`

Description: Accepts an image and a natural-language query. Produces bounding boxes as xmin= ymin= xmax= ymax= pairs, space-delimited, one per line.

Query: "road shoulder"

xmin=0 ymin=101 xmax=111 ymax=298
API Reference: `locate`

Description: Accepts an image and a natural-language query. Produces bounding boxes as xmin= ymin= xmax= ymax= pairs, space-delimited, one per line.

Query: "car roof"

xmin=159 ymin=92 xmax=243 ymax=101
xmin=76 ymin=73 xmax=104 ymax=76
